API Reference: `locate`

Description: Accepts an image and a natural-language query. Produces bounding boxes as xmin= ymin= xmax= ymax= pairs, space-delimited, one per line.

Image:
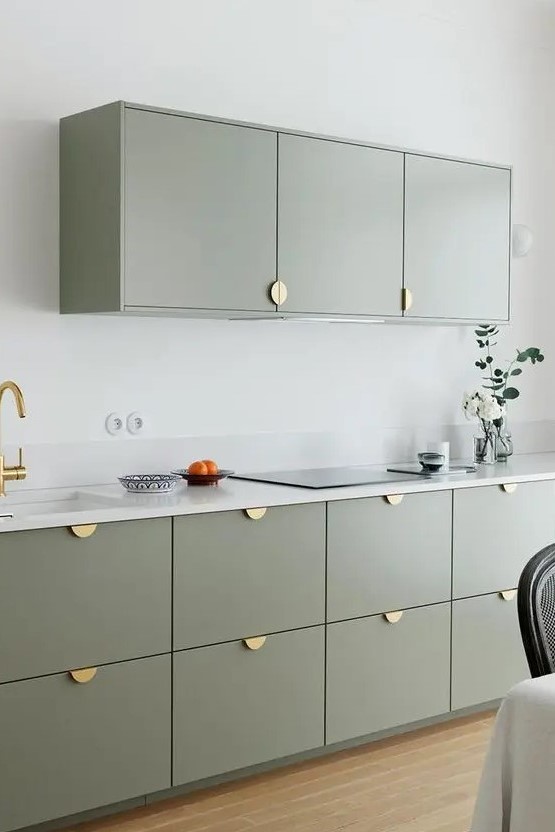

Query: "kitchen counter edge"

xmin=1 ymin=452 xmax=555 ymax=534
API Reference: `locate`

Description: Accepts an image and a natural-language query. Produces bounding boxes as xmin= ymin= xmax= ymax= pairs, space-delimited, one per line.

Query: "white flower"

xmin=462 ymin=392 xmax=479 ymax=418
xmin=462 ymin=389 xmax=505 ymax=423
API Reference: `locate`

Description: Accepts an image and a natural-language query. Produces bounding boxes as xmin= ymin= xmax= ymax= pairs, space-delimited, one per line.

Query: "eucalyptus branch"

xmin=473 ymin=325 xmax=545 ymax=405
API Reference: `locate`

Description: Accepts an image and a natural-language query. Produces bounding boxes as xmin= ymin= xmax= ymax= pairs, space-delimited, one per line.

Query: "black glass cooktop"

xmin=232 ymin=466 xmax=425 ymax=489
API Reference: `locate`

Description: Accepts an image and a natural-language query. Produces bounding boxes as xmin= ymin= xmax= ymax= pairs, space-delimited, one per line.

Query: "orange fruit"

xmin=202 ymin=459 xmax=219 ymax=475
xmin=188 ymin=460 xmax=208 ymax=475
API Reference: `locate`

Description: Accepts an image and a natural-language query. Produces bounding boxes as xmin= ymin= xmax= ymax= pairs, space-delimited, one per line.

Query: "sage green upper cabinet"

xmin=60 ymin=102 xmax=277 ymax=314
xmin=277 ymin=135 xmax=403 ymax=316
xmin=60 ymin=100 xmax=512 ymax=321
xmin=404 ymin=155 xmax=511 ymax=321
xmin=124 ymin=109 xmax=276 ymax=311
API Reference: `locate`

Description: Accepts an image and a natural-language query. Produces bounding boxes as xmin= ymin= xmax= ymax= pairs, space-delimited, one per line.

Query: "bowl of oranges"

xmin=172 ymin=460 xmax=234 ymax=486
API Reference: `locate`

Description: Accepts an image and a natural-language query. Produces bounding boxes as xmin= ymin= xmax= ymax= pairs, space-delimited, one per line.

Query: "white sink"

xmin=0 ymin=491 xmax=116 ymax=521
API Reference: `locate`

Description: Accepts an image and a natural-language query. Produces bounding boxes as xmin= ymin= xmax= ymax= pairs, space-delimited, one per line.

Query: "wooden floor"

xmin=73 ymin=713 xmax=495 ymax=832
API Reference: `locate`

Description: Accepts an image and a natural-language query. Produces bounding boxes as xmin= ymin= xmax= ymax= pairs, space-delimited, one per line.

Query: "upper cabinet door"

xmin=277 ymin=135 xmax=404 ymax=316
xmin=404 ymin=155 xmax=511 ymax=321
xmin=124 ymin=109 xmax=277 ymax=312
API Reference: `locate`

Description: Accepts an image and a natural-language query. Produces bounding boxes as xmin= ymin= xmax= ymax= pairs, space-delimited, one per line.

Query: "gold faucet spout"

xmin=0 ymin=380 xmax=27 ymax=497
xmin=0 ymin=381 xmax=26 ymax=418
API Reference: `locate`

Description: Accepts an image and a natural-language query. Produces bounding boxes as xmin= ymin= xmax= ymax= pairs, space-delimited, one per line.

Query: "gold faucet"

xmin=0 ymin=381 xmax=27 ymax=497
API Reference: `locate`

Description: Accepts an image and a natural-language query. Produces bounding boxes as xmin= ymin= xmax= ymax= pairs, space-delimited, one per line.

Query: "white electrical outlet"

xmin=105 ymin=413 xmax=124 ymax=436
xmin=127 ymin=412 xmax=145 ymax=435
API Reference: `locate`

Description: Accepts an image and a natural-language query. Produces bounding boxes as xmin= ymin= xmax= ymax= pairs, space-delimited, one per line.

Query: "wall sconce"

xmin=512 ymin=224 xmax=533 ymax=258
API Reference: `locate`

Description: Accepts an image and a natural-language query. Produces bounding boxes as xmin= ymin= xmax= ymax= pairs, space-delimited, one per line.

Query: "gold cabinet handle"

xmin=243 ymin=636 xmax=267 ymax=650
xmin=500 ymin=483 xmax=518 ymax=494
xmin=384 ymin=494 xmax=403 ymax=506
xmin=244 ymin=507 xmax=267 ymax=520
xmin=270 ymin=280 xmax=288 ymax=306
xmin=69 ymin=524 xmax=97 ymax=538
xmin=384 ymin=610 xmax=404 ymax=624
xmin=401 ymin=288 xmax=413 ymax=312
xmin=69 ymin=667 xmax=97 ymax=683
xmin=499 ymin=589 xmax=517 ymax=601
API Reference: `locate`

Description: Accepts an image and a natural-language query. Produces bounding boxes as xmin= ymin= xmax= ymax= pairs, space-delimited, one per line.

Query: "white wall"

xmin=0 ymin=0 xmax=554 ymax=481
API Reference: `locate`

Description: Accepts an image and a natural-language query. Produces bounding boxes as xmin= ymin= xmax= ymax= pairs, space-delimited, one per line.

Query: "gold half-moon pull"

xmin=69 ymin=524 xmax=97 ymax=538
xmin=501 ymin=483 xmax=518 ymax=494
xmin=69 ymin=667 xmax=97 ymax=683
xmin=384 ymin=494 xmax=403 ymax=506
xmin=384 ymin=610 xmax=404 ymax=624
xmin=270 ymin=280 xmax=288 ymax=306
xmin=244 ymin=507 xmax=267 ymax=520
xmin=243 ymin=636 xmax=267 ymax=650
xmin=499 ymin=589 xmax=517 ymax=601
xmin=402 ymin=287 xmax=413 ymax=312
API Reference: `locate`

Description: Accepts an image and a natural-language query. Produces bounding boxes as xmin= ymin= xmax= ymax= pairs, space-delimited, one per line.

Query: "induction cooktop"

xmin=232 ymin=466 xmax=427 ymax=489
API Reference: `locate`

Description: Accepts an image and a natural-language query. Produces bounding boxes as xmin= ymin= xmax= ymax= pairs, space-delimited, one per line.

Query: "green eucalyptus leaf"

xmin=503 ymin=387 xmax=520 ymax=400
xmin=494 ymin=369 xmax=503 ymax=377
xmin=510 ymin=368 xmax=522 ymax=375
xmin=538 ymin=354 xmax=545 ymax=362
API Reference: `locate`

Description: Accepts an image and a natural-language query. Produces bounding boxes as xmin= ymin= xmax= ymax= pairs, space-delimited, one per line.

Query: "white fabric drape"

xmin=471 ymin=675 xmax=555 ymax=832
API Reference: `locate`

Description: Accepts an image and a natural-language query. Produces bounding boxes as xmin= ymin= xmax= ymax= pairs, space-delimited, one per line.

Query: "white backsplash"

xmin=5 ymin=419 xmax=555 ymax=493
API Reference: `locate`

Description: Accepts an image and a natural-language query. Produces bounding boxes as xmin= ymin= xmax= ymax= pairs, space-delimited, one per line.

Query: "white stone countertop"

xmin=1 ymin=452 xmax=555 ymax=533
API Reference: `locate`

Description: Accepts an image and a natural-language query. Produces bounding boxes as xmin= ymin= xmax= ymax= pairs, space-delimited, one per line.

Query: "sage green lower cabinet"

xmin=173 ymin=627 xmax=325 ymax=785
xmin=453 ymin=481 xmax=555 ymax=599
xmin=452 ymin=593 xmax=529 ymax=710
xmin=173 ymin=504 xmax=325 ymax=649
xmin=326 ymin=604 xmax=450 ymax=745
xmin=0 ymin=655 xmax=171 ymax=832
xmin=327 ymin=492 xmax=451 ymax=621
xmin=0 ymin=519 xmax=171 ymax=683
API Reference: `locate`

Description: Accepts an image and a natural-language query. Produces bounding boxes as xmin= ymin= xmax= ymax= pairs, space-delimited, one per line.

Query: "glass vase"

xmin=474 ymin=433 xmax=496 ymax=465
xmin=495 ymin=418 xmax=513 ymax=462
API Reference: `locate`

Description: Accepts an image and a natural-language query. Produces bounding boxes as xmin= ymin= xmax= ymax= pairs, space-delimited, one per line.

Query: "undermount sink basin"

xmin=0 ymin=492 xmax=115 ymax=521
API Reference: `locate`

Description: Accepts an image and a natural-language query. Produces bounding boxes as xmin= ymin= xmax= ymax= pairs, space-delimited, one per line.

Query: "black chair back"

xmin=518 ymin=543 xmax=555 ymax=677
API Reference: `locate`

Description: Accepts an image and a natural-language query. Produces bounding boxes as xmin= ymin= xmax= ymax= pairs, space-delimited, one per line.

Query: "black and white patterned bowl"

xmin=118 ymin=474 xmax=181 ymax=493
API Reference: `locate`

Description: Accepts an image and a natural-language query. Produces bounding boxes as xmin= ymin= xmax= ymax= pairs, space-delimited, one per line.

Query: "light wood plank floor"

xmin=72 ymin=713 xmax=495 ymax=832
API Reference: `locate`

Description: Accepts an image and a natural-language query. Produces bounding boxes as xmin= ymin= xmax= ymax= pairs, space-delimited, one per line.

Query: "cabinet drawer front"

xmin=327 ymin=492 xmax=451 ymax=622
xmin=173 ymin=627 xmax=324 ymax=785
xmin=0 ymin=519 xmax=171 ymax=682
xmin=0 ymin=655 xmax=171 ymax=832
xmin=452 ymin=593 xmax=529 ymax=710
xmin=453 ymin=482 xmax=555 ymax=598
xmin=173 ymin=505 xmax=325 ymax=649
xmin=326 ymin=604 xmax=450 ymax=745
